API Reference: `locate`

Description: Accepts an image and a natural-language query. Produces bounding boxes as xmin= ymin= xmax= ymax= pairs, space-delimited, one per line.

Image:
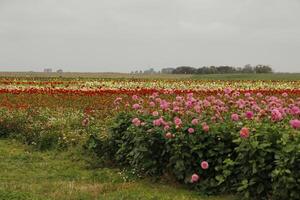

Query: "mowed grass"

xmin=0 ymin=139 xmax=236 ymax=200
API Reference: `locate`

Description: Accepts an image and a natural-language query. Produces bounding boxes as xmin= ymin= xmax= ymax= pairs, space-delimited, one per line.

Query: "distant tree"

xmin=242 ymin=64 xmax=254 ymax=73
xmin=254 ymin=65 xmax=273 ymax=73
xmin=217 ymin=66 xmax=236 ymax=74
xmin=172 ymin=66 xmax=197 ymax=74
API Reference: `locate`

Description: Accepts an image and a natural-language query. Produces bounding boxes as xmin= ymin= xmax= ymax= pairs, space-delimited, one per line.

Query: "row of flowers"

xmin=1 ymin=79 xmax=300 ymax=90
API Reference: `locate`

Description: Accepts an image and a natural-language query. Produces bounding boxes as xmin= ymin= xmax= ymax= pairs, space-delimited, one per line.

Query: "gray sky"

xmin=0 ymin=0 xmax=300 ymax=72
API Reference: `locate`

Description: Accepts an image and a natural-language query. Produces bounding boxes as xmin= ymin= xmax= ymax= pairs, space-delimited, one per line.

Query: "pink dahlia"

xmin=245 ymin=111 xmax=254 ymax=120
xmin=240 ymin=127 xmax=250 ymax=138
xmin=191 ymin=173 xmax=200 ymax=183
xmin=165 ymin=132 xmax=173 ymax=139
xmin=174 ymin=117 xmax=182 ymax=126
xmin=191 ymin=118 xmax=199 ymax=125
xmin=152 ymin=111 xmax=159 ymax=117
xmin=231 ymin=113 xmax=239 ymax=121
xmin=132 ymin=104 xmax=140 ymax=110
xmin=201 ymin=161 xmax=209 ymax=170
xmin=202 ymin=124 xmax=209 ymax=133
xmin=290 ymin=119 xmax=300 ymax=129
xmin=188 ymin=128 xmax=195 ymax=134
xmin=132 ymin=118 xmax=141 ymax=127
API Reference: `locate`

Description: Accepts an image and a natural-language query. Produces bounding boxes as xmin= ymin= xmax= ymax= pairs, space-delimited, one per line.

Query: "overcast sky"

xmin=0 ymin=0 xmax=300 ymax=72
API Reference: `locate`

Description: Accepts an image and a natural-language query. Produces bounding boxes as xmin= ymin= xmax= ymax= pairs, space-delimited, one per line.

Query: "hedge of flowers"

xmin=89 ymin=90 xmax=300 ymax=200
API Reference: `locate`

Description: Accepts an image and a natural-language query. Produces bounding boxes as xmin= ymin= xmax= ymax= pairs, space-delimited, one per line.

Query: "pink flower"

xmin=114 ymin=97 xmax=122 ymax=105
xmin=188 ymin=128 xmax=195 ymax=134
xmin=176 ymin=96 xmax=183 ymax=101
xmin=132 ymin=95 xmax=139 ymax=100
xmin=185 ymin=100 xmax=193 ymax=108
xmin=203 ymin=100 xmax=211 ymax=107
xmin=165 ymin=132 xmax=173 ymax=139
xmin=153 ymin=117 xmax=164 ymax=126
xmin=201 ymin=161 xmax=209 ymax=170
xmin=164 ymin=125 xmax=170 ymax=131
xmin=224 ymin=88 xmax=232 ymax=94
xmin=191 ymin=173 xmax=200 ymax=183
xmin=174 ymin=117 xmax=182 ymax=126
xmin=149 ymin=101 xmax=155 ymax=107
xmin=290 ymin=119 xmax=300 ymax=129
xmin=202 ymin=124 xmax=209 ymax=133
xmin=240 ymin=127 xmax=250 ymax=138
xmin=282 ymin=92 xmax=288 ymax=97
xmin=191 ymin=119 xmax=199 ymax=125
xmin=245 ymin=111 xmax=254 ymax=120
xmin=257 ymin=93 xmax=263 ymax=98
xmin=132 ymin=104 xmax=140 ymax=110
xmin=231 ymin=113 xmax=239 ymax=121
xmin=160 ymin=100 xmax=170 ymax=110
xmin=194 ymin=105 xmax=201 ymax=113
xmin=271 ymin=109 xmax=283 ymax=122
xmin=245 ymin=92 xmax=251 ymax=97
xmin=132 ymin=118 xmax=141 ymax=127
xmin=173 ymin=106 xmax=180 ymax=112
xmin=291 ymin=106 xmax=300 ymax=115
xmin=82 ymin=118 xmax=89 ymax=127
xmin=152 ymin=111 xmax=159 ymax=117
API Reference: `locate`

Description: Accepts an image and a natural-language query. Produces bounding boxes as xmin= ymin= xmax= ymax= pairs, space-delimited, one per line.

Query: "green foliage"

xmin=0 ymin=108 xmax=99 ymax=150
xmin=91 ymin=111 xmax=300 ymax=200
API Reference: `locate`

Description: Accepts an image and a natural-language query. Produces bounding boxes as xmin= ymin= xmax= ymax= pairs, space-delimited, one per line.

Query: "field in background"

xmin=0 ymin=72 xmax=300 ymax=80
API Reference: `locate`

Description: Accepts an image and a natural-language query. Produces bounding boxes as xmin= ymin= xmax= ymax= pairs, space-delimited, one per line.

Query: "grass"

xmin=0 ymin=139 xmax=236 ymax=200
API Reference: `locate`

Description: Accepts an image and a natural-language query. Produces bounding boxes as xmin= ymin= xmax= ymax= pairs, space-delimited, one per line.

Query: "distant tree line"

xmin=167 ymin=64 xmax=273 ymax=74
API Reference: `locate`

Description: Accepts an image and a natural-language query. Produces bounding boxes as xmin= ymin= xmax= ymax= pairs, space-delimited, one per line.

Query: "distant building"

xmin=161 ymin=68 xmax=175 ymax=74
xmin=44 ymin=68 xmax=52 ymax=73
xmin=56 ymin=69 xmax=63 ymax=73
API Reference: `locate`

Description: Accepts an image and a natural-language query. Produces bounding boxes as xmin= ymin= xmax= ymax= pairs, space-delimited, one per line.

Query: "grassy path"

xmin=0 ymin=139 xmax=235 ymax=200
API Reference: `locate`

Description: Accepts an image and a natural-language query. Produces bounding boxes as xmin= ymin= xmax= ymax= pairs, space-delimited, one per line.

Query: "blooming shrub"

xmin=90 ymin=91 xmax=300 ymax=200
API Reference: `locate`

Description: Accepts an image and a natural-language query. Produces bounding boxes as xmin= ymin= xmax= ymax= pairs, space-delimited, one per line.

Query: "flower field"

xmin=0 ymin=77 xmax=300 ymax=199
